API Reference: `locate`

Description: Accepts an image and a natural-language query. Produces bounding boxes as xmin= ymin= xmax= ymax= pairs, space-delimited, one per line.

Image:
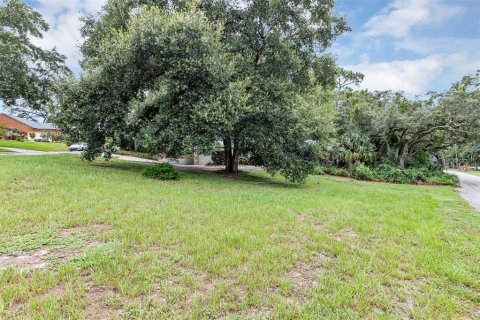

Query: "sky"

xmin=22 ymin=0 xmax=480 ymax=96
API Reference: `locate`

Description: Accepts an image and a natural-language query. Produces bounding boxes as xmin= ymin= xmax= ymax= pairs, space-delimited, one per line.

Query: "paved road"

xmin=449 ymin=171 xmax=480 ymax=213
xmin=0 ymin=147 xmax=71 ymax=155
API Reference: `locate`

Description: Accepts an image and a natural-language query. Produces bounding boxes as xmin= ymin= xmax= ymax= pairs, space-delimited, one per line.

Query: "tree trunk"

xmin=224 ymin=137 xmax=239 ymax=173
xmin=398 ymin=144 xmax=409 ymax=168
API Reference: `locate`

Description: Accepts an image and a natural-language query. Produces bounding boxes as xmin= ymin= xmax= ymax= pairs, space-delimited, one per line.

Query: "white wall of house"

xmin=197 ymin=154 xmax=212 ymax=165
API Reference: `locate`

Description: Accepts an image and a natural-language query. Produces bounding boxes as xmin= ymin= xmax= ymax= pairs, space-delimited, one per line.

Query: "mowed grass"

xmin=0 ymin=140 xmax=67 ymax=151
xmin=0 ymin=148 xmax=14 ymax=152
xmin=466 ymin=170 xmax=480 ymax=177
xmin=0 ymin=155 xmax=479 ymax=319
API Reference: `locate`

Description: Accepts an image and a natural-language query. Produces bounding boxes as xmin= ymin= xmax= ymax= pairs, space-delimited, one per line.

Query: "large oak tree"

xmin=57 ymin=0 xmax=348 ymax=182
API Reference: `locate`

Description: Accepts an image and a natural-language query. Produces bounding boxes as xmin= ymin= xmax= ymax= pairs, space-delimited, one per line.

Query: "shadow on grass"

xmin=89 ymin=160 xmax=302 ymax=189
xmin=89 ymin=159 xmax=148 ymax=173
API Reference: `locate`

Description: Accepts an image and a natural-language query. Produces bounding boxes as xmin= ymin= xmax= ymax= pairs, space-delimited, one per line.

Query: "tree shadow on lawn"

xmin=89 ymin=160 xmax=303 ymax=189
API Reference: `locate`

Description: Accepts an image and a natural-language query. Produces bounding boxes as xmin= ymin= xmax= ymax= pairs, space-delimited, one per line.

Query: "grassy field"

xmin=0 ymin=147 xmax=14 ymax=152
xmin=0 ymin=140 xmax=67 ymax=152
xmin=466 ymin=170 xmax=480 ymax=177
xmin=0 ymin=155 xmax=479 ymax=319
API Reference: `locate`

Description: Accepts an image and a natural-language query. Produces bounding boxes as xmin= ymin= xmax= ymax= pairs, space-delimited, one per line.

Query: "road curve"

xmin=449 ymin=171 xmax=480 ymax=213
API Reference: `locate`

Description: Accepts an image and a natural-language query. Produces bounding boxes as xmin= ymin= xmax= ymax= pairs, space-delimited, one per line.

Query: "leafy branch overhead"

xmin=0 ymin=0 xmax=69 ymax=121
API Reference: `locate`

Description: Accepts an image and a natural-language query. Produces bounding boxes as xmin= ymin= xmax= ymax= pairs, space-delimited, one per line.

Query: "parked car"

xmin=69 ymin=142 xmax=88 ymax=151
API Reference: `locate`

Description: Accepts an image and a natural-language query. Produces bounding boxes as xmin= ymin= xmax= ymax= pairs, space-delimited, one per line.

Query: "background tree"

xmin=0 ymin=0 xmax=68 ymax=121
xmin=333 ymin=71 xmax=480 ymax=168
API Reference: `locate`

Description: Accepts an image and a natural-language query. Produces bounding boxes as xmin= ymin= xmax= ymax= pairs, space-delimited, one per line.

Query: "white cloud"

xmin=29 ymin=0 xmax=107 ymax=73
xmin=363 ymin=0 xmax=463 ymax=38
xmin=344 ymin=55 xmax=446 ymax=94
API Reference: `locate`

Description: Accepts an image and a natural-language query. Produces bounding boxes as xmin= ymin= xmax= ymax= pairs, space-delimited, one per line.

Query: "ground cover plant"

xmin=143 ymin=163 xmax=180 ymax=180
xmin=0 ymin=140 xmax=67 ymax=152
xmin=0 ymin=155 xmax=478 ymax=319
xmin=318 ymin=164 xmax=459 ymax=186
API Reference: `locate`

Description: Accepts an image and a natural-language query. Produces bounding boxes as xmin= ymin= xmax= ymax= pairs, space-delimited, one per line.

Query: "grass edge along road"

xmin=451 ymin=169 xmax=480 ymax=177
xmin=0 ymin=155 xmax=479 ymax=319
xmin=0 ymin=140 xmax=67 ymax=152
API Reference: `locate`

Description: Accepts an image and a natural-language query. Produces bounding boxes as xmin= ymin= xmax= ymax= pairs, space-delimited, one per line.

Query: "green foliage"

xmin=408 ymin=151 xmax=434 ymax=168
xmin=0 ymin=125 xmax=6 ymax=139
xmin=374 ymin=165 xmax=458 ymax=186
xmin=312 ymin=167 xmax=325 ymax=175
xmin=374 ymin=165 xmax=426 ymax=184
xmin=320 ymin=164 xmax=458 ymax=186
xmin=0 ymin=0 xmax=69 ymax=119
xmin=143 ymin=163 xmax=179 ymax=180
xmin=58 ymin=0 xmax=349 ymax=183
xmin=352 ymin=162 xmax=374 ymax=180
xmin=425 ymin=175 xmax=459 ymax=186
xmin=333 ymin=72 xmax=480 ymax=168
xmin=321 ymin=166 xmax=350 ymax=177
xmin=28 ymin=132 xmax=35 ymax=140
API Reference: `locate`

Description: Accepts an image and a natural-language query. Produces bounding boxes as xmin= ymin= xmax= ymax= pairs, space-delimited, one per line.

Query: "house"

xmin=0 ymin=113 xmax=60 ymax=140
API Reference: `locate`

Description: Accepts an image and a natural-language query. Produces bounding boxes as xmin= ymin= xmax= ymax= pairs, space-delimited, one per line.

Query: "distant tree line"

xmin=330 ymin=71 xmax=480 ymax=170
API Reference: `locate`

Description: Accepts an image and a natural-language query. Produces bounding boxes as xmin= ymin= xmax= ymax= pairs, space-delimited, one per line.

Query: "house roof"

xmin=1 ymin=113 xmax=57 ymax=130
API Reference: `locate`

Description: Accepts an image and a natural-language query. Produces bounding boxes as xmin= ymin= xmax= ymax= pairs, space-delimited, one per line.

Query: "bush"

xmin=332 ymin=167 xmax=350 ymax=177
xmin=319 ymin=164 xmax=458 ymax=186
xmin=312 ymin=167 xmax=325 ymax=175
xmin=143 ymin=163 xmax=180 ymax=180
xmin=29 ymin=132 xmax=36 ymax=140
xmin=321 ymin=166 xmax=335 ymax=175
xmin=425 ymin=173 xmax=459 ymax=186
xmin=320 ymin=166 xmax=350 ymax=177
xmin=352 ymin=162 xmax=374 ymax=180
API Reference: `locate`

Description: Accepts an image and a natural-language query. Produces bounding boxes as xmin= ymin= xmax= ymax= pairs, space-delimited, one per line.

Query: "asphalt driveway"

xmin=449 ymin=171 xmax=480 ymax=213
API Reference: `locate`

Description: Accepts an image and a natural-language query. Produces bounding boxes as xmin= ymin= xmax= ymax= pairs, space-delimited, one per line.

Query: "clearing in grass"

xmin=0 ymin=155 xmax=478 ymax=319
xmin=0 ymin=140 xmax=67 ymax=152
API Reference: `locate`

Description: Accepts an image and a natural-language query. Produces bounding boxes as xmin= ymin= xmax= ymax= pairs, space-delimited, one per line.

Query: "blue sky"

xmin=25 ymin=0 xmax=480 ymax=95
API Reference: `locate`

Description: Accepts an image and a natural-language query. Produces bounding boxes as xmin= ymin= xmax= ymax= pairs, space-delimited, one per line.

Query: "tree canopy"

xmin=332 ymin=71 xmax=480 ymax=168
xmin=0 ymin=0 xmax=68 ymax=120
xmin=57 ymin=0 xmax=349 ymax=182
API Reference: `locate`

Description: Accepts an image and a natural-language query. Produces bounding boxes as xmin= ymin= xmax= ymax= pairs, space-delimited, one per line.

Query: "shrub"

xmin=321 ymin=166 xmax=335 ymax=175
xmin=143 ymin=163 xmax=179 ymax=180
xmin=312 ymin=167 xmax=325 ymax=175
xmin=352 ymin=162 xmax=374 ymax=180
xmin=332 ymin=167 xmax=350 ymax=177
xmin=0 ymin=125 xmax=6 ymax=139
xmin=319 ymin=166 xmax=350 ymax=177
xmin=425 ymin=173 xmax=459 ymax=186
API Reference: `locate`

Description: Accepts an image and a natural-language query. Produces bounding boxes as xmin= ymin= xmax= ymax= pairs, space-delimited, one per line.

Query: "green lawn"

xmin=0 ymin=147 xmax=14 ymax=152
xmin=0 ymin=140 xmax=67 ymax=152
xmin=466 ymin=170 xmax=480 ymax=177
xmin=0 ymin=155 xmax=479 ymax=319
xmin=451 ymin=169 xmax=480 ymax=177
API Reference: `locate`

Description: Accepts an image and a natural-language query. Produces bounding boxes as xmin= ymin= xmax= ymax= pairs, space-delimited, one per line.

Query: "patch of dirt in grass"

xmin=394 ymin=297 xmax=414 ymax=318
xmin=288 ymin=262 xmax=323 ymax=294
xmin=334 ymin=227 xmax=358 ymax=241
xmin=6 ymin=177 xmax=38 ymax=195
xmin=298 ymin=213 xmax=327 ymax=232
xmin=85 ymin=285 xmax=121 ymax=320
xmin=286 ymin=253 xmax=331 ymax=298
xmin=0 ymin=249 xmax=49 ymax=269
xmin=0 ymin=224 xmax=114 ymax=270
